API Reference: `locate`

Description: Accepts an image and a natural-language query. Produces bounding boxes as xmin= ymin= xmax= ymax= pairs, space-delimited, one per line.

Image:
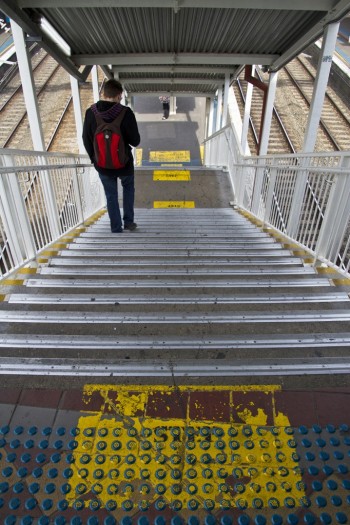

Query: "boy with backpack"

xmin=82 ymin=79 xmax=140 ymax=232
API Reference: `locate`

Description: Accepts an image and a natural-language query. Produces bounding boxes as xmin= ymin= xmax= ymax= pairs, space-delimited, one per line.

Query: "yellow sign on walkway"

xmin=150 ymin=150 xmax=191 ymax=163
xmin=153 ymin=170 xmax=191 ymax=181
xmin=154 ymin=201 xmax=195 ymax=208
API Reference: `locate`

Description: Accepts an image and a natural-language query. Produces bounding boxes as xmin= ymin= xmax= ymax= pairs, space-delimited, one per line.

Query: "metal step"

xmin=1 ymin=207 xmax=349 ymax=378
xmin=6 ymin=291 xmax=349 ymax=305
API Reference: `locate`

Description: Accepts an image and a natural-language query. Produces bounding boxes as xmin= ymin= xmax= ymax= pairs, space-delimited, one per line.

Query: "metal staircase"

xmin=1 ymin=206 xmax=350 ymax=378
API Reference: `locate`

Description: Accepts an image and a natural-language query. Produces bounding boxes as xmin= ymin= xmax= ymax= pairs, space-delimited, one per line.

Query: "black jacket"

xmin=82 ymin=101 xmax=140 ymax=176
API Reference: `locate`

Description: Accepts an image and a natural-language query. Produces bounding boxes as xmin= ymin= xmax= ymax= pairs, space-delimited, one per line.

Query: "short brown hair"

xmin=103 ymin=79 xmax=123 ymax=98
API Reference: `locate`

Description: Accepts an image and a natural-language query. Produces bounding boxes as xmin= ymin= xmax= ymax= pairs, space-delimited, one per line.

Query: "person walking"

xmin=83 ymin=79 xmax=140 ymax=233
xmin=159 ymin=95 xmax=170 ymax=120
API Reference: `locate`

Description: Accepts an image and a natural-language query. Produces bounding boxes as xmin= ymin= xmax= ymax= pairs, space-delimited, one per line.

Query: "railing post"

xmin=38 ymin=155 xmax=61 ymax=239
xmin=250 ymin=159 xmax=266 ymax=217
xmin=315 ymin=155 xmax=350 ymax=263
xmin=263 ymin=166 xmax=278 ymax=225
xmin=0 ymin=155 xmax=37 ymax=262
xmin=286 ymin=156 xmax=309 ymax=238
xmin=71 ymin=164 xmax=85 ymax=224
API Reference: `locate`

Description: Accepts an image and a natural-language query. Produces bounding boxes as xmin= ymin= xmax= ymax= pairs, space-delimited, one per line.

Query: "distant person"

xmin=159 ymin=95 xmax=170 ymax=120
xmin=83 ymin=79 xmax=140 ymax=233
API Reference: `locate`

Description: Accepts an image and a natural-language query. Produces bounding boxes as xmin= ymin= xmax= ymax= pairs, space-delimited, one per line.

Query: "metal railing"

xmin=0 ymin=149 xmax=104 ymax=278
xmin=204 ymin=126 xmax=350 ymax=278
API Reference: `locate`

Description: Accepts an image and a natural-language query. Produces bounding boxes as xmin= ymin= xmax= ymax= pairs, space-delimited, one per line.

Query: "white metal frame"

xmin=204 ymin=125 xmax=350 ymax=278
xmin=0 ymin=149 xmax=104 ymax=279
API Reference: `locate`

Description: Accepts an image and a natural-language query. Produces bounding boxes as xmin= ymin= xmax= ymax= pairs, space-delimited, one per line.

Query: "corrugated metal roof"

xmin=2 ymin=1 xmax=350 ymax=96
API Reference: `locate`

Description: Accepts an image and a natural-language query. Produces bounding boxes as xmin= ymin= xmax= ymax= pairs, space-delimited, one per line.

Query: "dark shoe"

xmin=111 ymin=229 xmax=123 ymax=233
xmin=124 ymin=222 xmax=137 ymax=231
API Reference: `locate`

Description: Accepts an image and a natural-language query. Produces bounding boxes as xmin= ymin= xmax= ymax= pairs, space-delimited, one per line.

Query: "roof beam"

xmin=72 ymin=53 xmax=279 ymax=67
xmin=113 ymin=65 xmax=231 ymax=75
xmin=123 ymin=78 xmax=220 ymax=85
xmin=0 ymin=0 xmax=85 ymax=80
xmin=270 ymin=0 xmax=350 ymax=71
xmin=16 ymin=0 xmax=334 ymax=11
xmin=132 ymin=91 xmax=215 ymax=97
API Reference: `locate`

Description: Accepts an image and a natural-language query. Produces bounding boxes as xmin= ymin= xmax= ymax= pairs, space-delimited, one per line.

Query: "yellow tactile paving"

xmin=66 ymin=384 xmax=305 ymax=514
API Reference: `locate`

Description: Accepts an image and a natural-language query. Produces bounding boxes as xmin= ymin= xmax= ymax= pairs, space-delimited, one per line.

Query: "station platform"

xmin=0 ymin=383 xmax=349 ymax=524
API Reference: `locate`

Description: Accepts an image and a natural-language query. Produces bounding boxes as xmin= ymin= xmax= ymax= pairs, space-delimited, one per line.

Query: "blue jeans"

xmin=98 ymin=173 xmax=135 ymax=232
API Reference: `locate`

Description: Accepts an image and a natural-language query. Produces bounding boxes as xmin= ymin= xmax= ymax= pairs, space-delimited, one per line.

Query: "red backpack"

xmin=92 ymin=105 xmax=129 ymax=169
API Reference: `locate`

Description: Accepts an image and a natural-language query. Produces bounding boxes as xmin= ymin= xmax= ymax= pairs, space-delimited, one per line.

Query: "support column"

xmin=241 ymin=65 xmax=255 ymax=155
xmin=208 ymin=97 xmax=215 ymax=137
xmin=170 ymin=96 xmax=177 ymax=115
xmin=10 ymin=20 xmax=45 ymax=151
xmin=92 ymin=65 xmax=99 ymax=102
xmin=259 ymin=71 xmax=278 ymax=156
xmin=303 ymin=22 xmax=340 ymax=153
xmin=70 ymin=75 xmax=85 ymax=154
xmin=216 ymin=86 xmax=223 ymax=131
xmin=222 ymin=73 xmax=230 ymax=127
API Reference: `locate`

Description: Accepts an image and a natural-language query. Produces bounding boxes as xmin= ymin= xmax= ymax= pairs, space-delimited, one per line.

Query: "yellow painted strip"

xmin=40 ymin=250 xmax=58 ymax=257
xmin=1 ymin=279 xmax=24 ymax=286
xmin=37 ymin=258 xmax=48 ymax=264
xmin=333 ymin=278 xmax=350 ymax=285
xmin=154 ymin=201 xmax=195 ymax=208
xmin=153 ymin=170 xmax=191 ymax=181
xmin=18 ymin=268 xmax=37 ymax=275
xmin=150 ymin=150 xmax=191 ymax=163
xmin=0 ymin=295 xmax=6 ymax=301
xmin=135 ymin=148 xmax=143 ymax=167
xmin=317 ymin=267 xmax=339 ymax=275
xmin=68 ymin=384 xmax=304 ymax=513
xmin=200 ymin=144 xmax=204 ymax=164
xmin=50 ymin=242 xmax=67 ymax=249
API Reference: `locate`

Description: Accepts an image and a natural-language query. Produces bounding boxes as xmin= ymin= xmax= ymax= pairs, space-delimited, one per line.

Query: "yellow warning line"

xmin=17 ymin=268 xmax=37 ymax=275
xmin=135 ymin=148 xmax=143 ymax=167
xmin=154 ymin=201 xmax=195 ymax=208
xmin=1 ymin=279 xmax=24 ymax=286
xmin=153 ymin=170 xmax=191 ymax=181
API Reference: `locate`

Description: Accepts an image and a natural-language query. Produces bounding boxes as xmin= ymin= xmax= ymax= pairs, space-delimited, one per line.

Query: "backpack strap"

xmin=91 ymin=104 xmax=127 ymax=126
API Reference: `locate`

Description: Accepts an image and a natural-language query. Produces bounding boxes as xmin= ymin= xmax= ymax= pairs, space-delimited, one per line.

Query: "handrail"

xmin=0 ymin=150 xmax=104 ymax=279
xmin=204 ymin=124 xmax=350 ymax=278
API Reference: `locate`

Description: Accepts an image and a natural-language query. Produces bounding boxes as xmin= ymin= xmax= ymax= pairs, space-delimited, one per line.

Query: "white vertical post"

xmin=315 ymin=155 xmax=350 ymax=262
xmin=0 ymin=156 xmax=36 ymax=264
xmin=92 ymin=65 xmax=99 ymax=102
xmin=222 ymin=73 xmax=230 ymax=127
xmin=10 ymin=20 xmax=45 ymax=151
xmin=216 ymin=86 xmax=223 ymax=131
xmin=303 ymin=22 xmax=339 ymax=153
xmin=259 ymin=71 xmax=278 ymax=156
xmin=287 ymin=22 xmax=339 ymax=237
xmin=170 ymin=96 xmax=177 ymax=115
xmin=70 ymin=75 xmax=85 ymax=154
xmin=241 ymin=65 xmax=254 ymax=155
xmin=208 ymin=97 xmax=215 ymax=137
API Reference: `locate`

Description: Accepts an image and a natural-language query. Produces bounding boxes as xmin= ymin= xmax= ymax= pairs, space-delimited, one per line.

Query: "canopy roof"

xmin=1 ymin=0 xmax=350 ymax=96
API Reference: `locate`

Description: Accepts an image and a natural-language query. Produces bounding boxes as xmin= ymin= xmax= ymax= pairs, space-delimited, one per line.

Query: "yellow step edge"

xmin=1 ymin=279 xmax=24 ymax=286
xmin=40 ymin=250 xmax=58 ymax=257
xmin=332 ymin=278 xmax=350 ymax=286
xmin=37 ymin=258 xmax=49 ymax=264
xmin=17 ymin=268 xmax=37 ymax=275
xmin=0 ymin=295 xmax=7 ymax=301
xmin=292 ymin=249 xmax=309 ymax=256
xmin=316 ymin=267 xmax=340 ymax=275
